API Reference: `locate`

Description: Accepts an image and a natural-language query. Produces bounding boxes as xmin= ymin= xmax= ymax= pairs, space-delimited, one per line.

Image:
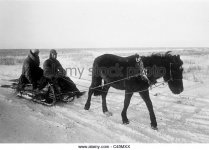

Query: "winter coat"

xmin=21 ymin=50 xmax=43 ymax=87
xmin=43 ymin=57 xmax=66 ymax=79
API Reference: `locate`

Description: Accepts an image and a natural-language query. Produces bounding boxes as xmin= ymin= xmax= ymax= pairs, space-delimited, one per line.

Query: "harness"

xmin=168 ymin=63 xmax=183 ymax=82
xmin=135 ymin=54 xmax=151 ymax=84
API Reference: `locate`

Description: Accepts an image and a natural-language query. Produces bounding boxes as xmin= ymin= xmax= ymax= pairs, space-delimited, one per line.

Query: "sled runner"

xmin=1 ymin=80 xmax=77 ymax=106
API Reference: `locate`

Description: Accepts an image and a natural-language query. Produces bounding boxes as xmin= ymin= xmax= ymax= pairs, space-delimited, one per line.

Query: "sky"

xmin=0 ymin=0 xmax=209 ymax=49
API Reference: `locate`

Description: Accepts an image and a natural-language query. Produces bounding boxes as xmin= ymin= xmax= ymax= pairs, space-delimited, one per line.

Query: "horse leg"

xmin=121 ymin=91 xmax=133 ymax=124
xmin=139 ymin=90 xmax=158 ymax=130
xmin=84 ymin=86 xmax=94 ymax=110
xmin=102 ymin=85 xmax=112 ymax=117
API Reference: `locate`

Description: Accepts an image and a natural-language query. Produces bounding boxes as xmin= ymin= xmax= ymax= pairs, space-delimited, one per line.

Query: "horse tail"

xmin=90 ymin=57 xmax=103 ymax=96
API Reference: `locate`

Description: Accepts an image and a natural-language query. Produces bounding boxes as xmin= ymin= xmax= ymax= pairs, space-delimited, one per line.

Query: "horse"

xmin=84 ymin=51 xmax=184 ymax=130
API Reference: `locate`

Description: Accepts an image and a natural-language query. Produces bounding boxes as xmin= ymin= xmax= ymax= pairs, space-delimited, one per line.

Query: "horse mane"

xmin=127 ymin=51 xmax=173 ymax=61
xmin=149 ymin=51 xmax=183 ymax=66
xmin=139 ymin=51 xmax=175 ymax=67
xmin=151 ymin=51 xmax=172 ymax=57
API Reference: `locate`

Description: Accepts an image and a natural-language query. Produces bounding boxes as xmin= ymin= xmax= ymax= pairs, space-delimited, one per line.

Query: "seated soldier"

xmin=43 ymin=49 xmax=84 ymax=98
xmin=17 ymin=49 xmax=48 ymax=92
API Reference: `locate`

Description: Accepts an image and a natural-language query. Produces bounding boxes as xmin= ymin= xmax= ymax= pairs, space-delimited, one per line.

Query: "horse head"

xmin=163 ymin=51 xmax=184 ymax=94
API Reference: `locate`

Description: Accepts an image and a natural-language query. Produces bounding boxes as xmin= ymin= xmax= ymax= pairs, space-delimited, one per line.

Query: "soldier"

xmin=17 ymin=49 xmax=47 ymax=92
xmin=43 ymin=49 xmax=85 ymax=98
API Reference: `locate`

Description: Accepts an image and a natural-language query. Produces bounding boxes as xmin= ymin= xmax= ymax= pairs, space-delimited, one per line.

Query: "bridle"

xmin=169 ymin=63 xmax=174 ymax=81
xmin=168 ymin=63 xmax=183 ymax=82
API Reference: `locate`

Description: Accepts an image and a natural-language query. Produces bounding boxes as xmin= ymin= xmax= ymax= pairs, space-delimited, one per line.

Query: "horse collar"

xmin=135 ymin=54 xmax=140 ymax=63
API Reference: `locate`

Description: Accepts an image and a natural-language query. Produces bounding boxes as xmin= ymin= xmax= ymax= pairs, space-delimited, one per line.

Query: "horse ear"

xmin=165 ymin=51 xmax=172 ymax=56
xmin=177 ymin=55 xmax=182 ymax=65
xmin=174 ymin=55 xmax=180 ymax=60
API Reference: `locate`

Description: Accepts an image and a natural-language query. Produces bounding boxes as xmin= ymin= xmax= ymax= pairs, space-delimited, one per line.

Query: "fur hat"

xmin=50 ymin=49 xmax=57 ymax=55
xmin=31 ymin=49 xmax=39 ymax=55
xmin=50 ymin=49 xmax=57 ymax=58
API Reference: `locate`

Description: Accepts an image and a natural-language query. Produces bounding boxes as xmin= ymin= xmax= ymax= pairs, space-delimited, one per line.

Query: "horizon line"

xmin=0 ymin=47 xmax=209 ymax=50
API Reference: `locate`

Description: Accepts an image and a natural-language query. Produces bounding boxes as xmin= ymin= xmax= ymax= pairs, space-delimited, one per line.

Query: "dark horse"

xmin=84 ymin=51 xmax=184 ymax=130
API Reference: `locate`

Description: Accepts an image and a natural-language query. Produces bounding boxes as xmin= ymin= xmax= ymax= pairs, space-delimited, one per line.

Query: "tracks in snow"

xmin=1 ymin=80 xmax=209 ymax=142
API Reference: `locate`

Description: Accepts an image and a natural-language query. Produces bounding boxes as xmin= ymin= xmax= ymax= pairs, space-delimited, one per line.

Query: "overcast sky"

xmin=0 ymin=0 xmax=209 ymax=49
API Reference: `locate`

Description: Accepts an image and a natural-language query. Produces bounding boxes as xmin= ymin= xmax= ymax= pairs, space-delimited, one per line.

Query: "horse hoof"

xmin=104 ymin=111 xmax=113 ymax=117
xmin=123 ymin=120 xmax=130 ymax=125
xmin=151 ymin=126 xmax=158 ymax=130
xmin=84 ymin=105 xmax=90 ymax=110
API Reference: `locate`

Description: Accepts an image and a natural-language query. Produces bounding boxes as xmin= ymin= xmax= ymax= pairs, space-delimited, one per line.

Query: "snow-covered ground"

xmin=1 ymin=49 xmax=209 ymax=143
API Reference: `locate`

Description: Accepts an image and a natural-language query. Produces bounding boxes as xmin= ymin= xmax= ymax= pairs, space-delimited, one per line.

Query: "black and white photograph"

xmin=0 ymin=0 xmax=209 ymax=148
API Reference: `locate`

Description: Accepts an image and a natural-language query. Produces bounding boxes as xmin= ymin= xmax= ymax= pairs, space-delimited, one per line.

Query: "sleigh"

xmin=1 ymin=80 xmax=77 ymax=106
